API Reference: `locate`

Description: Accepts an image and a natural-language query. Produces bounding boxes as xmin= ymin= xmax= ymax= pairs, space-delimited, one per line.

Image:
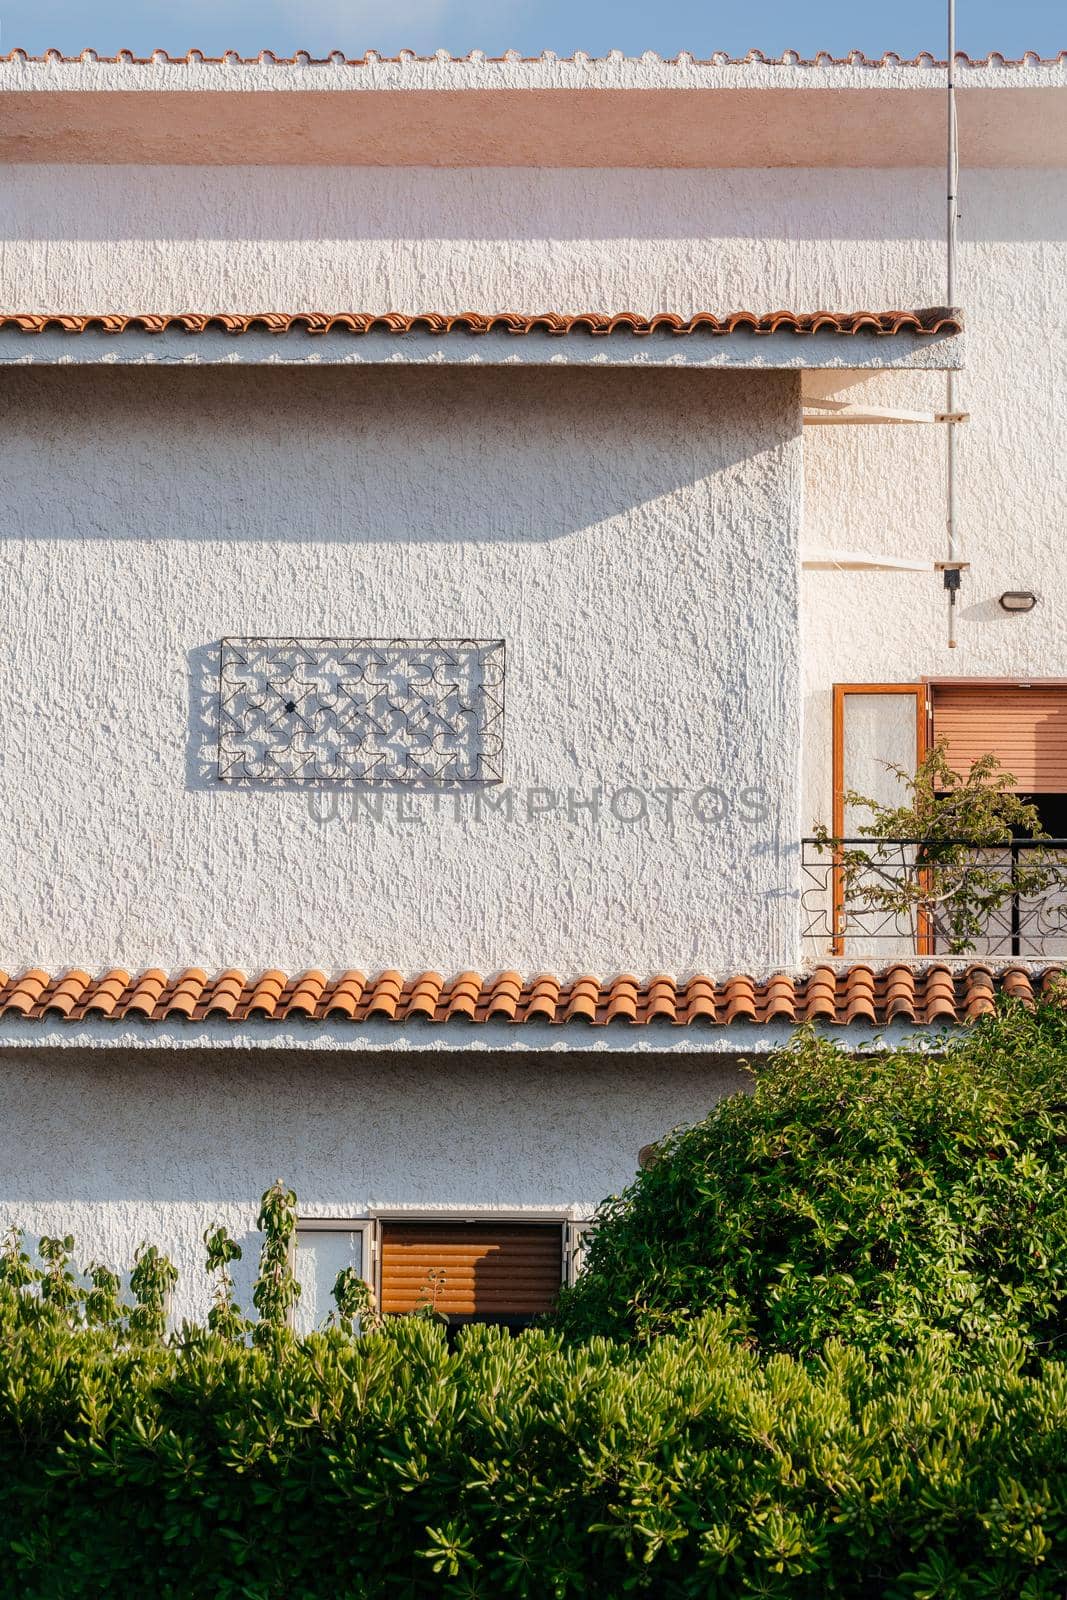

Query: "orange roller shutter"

xmin=931 ymin=684 xmax=1067 ymax=792
xmin=379 ymin=1222 xmax=563 ymax=1317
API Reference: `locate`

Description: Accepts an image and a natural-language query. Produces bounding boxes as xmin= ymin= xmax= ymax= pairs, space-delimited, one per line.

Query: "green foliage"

xmin=2 ymin=1047 xmax=1067 ymax=1596
xmin=251 ymin=1179 xmax=301 ymax=1346
xmin=203 ymin=1226 xmax=249 ymax=1344
xmin=329 ymin=1264 xmax=379 ymax=1335
xmin=1 ymin=1291 xmax=1066 ymax=1599
xmin=37 ymin=1235 xmax=80 ymax=1317
xmin=82 ymin=1264 xmax=123 ymax=1331
xmin=0 ymin=1226 xmax=37 ymax=1291
xmin=554 ymin=1001 xmax=1067 ymax=1362
xmin=813 ymin=741 xmax=1067 ymax=953
xmin=128 ymin=1243 xmax=178 ymax=1340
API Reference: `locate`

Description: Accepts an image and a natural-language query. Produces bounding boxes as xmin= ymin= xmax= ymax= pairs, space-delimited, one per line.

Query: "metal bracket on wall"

xmin=801 ymin=397 xmax=971 ymax=426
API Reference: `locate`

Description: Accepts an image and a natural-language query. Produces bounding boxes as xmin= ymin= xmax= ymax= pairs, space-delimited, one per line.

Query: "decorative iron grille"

xmin=218 ymin=638 xmax=505 ymax=785
xmin=801 ymin=836 xmax=1067 ymax=958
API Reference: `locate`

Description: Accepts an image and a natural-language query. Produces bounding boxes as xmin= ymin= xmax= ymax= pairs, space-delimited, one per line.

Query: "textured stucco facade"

xmin=0 ymin=1047 xmax=747 ymax=1323
xmin=2 ymin=64 xmax=1065 ymax=1295
xmin=1 ymin=160 xmax=1063 ymax=969
xmin=0 ymin=361 xmax=802 ymax=977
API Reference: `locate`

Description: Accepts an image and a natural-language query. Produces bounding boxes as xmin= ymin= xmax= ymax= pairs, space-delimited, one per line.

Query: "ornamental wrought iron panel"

xmin=801 ymin=836 xmax=1067 ymax=959
xmin=217 ymin=638 xmax=505 ymax=785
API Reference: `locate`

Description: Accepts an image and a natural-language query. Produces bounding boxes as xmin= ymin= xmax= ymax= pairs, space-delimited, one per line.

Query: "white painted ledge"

xmin=0 ymin=326 xmax=964 ymax=371
xmin=0 ymin=1016 xmax=954 ymax=1054
xmin=2 ymin=56 xmax=1064 ymax=94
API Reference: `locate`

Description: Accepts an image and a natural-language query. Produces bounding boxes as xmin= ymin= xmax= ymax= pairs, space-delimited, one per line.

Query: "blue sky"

xmin=1 ymin=1 xmax=1063 ymax=61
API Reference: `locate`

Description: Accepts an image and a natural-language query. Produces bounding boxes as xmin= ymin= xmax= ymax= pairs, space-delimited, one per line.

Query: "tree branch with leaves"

xmin=813 ymin=741 xmax=1067 ymax=954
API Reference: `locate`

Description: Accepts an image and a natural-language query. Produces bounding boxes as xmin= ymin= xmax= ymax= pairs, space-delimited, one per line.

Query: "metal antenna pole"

xmin=945 ymin=0 xmax=961 ymax=646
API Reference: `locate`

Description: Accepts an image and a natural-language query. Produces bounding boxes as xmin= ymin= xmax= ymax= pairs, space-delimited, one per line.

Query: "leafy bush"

xmin=2 ymin=1290 xmax=1067 ymax=1598
xmin=3 ymin=1013 xmax=1067 ymax=1595
xmin=554 ymin=1000 xmax=1067 ymax=1362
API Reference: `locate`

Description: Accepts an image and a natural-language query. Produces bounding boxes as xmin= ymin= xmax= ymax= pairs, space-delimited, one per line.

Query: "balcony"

xmin=801 ymin=836 xmax=1067 ymax=960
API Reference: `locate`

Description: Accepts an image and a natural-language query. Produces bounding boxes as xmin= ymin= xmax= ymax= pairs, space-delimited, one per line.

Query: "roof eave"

xmin=0 ymin=315 xmax=965 ymax=372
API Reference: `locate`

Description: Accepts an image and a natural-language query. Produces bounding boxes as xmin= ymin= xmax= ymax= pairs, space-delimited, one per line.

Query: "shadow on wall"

xmin=0 ymin=364 xmax=794 ymax=545
xmin=0 ymin=1047 xmax=750 ymax=1204
xmin=959 ymin=595 xmax=1042 ymax=624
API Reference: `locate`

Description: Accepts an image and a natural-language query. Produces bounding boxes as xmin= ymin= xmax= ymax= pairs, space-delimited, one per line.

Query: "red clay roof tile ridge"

xmin=0 ymin=309 xmax=964 ymax=338
xmin=0 ymin=962 xmax=1064 ymax=1027
xmin=3 ymin=48 xmax=1065 ymax=67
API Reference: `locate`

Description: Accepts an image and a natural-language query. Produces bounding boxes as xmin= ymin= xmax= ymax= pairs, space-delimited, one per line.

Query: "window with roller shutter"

xmin=378 ymin=1221 xmax=564 ymax=1329
xmin=929 ymin=681 xmax=1067 ymax=826
xmin=821 ymin=680 xmax=1067 ymax=960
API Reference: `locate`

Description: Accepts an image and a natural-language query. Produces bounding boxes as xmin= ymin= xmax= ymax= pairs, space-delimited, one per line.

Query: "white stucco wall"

xmin=0 ymin=164 xmax=953 ymax=313
xmin=0 ymin=361 xmax=801 ymax=976
xmin=2 ymin=159 xmax=1063 ymax=975
xmin=801 ymin=169 xmax=1067 ymax=842
xmin=0 ymin=1046 xmax=747 ymax=1324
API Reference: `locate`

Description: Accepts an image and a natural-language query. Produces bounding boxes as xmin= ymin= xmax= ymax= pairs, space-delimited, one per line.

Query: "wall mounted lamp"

xmin=998 ymin=591 xmax=1038 ymax=613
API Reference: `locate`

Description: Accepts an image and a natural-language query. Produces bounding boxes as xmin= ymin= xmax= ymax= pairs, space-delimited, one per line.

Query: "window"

xmin=378 ymin=1221 xmax=564 ymax=1331
xmin=827 ymin=683 xmax=927 ymax=956
xmin=293 ymin=1220 xmax=371 ymax=1336
xmin=929 ymin=681 xmax=1067 ymax=958
xmin=930 ymin=681 xmax=1067 ymax=824
xmin=565 ymin=1220 xmax=595 ymax=1285
xmin=295 ymin=1215 xmax=585 ymax=1333
xmin=819 ymin=680 xmax=1067 ymax=960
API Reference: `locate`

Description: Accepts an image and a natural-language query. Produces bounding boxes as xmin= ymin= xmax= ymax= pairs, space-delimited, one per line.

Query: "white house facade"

xmin=0 ymin=48 xmax=1064 ymax=1324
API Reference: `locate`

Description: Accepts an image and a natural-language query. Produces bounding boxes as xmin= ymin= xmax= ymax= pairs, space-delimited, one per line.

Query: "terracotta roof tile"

xmin=763 ymin=974 xmax=799 ymax=1023
xmin=407 ymin=972 xmax=444 ymax=1020
xmin=722 ymin=975 xmax=758 ymax=1024
xmin=363 ymin=970 xmax=405 ymax=1020
xmin=484 ymin=970 xmax=523 ymax=1022
xmin=563 ymin=976 xmax=601 ymax=1024
xmin=445 ymin=971 xmax=483 ymax=1021
xmin=842 ymin=965 xmax=878 ymax=1024
xmin=882 ymin=964 xmax=919 ymax=1020
xmin=961 ymin=965 xmax=998 ymax=1022
xmin=1039 ymin=968 xmax=1066 ymax=1001
xmin=78 ymin=968 xmax=131 ymax=1019
xmin=164 ymin=968 xmax=209 ymax=1020
xmin=244 ymin=969 xmax=288 ymax=1016
xmin=643 ymin=975 xmax=679 ymax=1023
xmin=1001 ymin=967 xmax=1038 ymax=1004
xmin=0 ymin=964 xmax=1061 ymax=1029
xmin=322 ymin=970 xmax=368 ymax=1020
xmin=605 ymin=975 xmax=640 ymax=1025
xmin=41 ymin=969 xmax=92 ymax=1018
xmin=4 ymin=970 xmax=51 ymax=1016
xmin=283 ymin=970 xmax=328 ymax=1018
xmin=0 ymin=309 xmax=963 ymax=339
xmin=802 ymin=966 xmax=839 ymax=1022
xmin=4 ymin=49 xmax=1064 ymax=67
xmin=523 ymin=976 xmax=562 ymax=1022
xmin=124 ymin=968 xmax=168 ymax=1017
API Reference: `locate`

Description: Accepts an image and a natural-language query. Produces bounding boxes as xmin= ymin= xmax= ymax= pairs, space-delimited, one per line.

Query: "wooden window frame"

xmin=830 ymin=683 xmax=929 ymax=956
xmin=292 ymin=1217 xmax=377 ymax=1334
xmin=565 ymin=1219 xmax=596 ymax=1287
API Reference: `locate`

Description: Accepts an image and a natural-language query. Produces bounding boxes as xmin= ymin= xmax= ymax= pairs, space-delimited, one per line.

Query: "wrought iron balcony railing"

xmin=801 ymin=836 xmax=1067 ymax=959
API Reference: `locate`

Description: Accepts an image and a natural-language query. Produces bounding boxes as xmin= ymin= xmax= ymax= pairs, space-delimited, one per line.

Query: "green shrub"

xmin=1 ymin=1291 xmax=1066 ymax=1598
xmin=553 ymin=1000 xmax=1067 ymax=1362
xmin=4 ymin=1007 xmax=1067 ymax=1597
